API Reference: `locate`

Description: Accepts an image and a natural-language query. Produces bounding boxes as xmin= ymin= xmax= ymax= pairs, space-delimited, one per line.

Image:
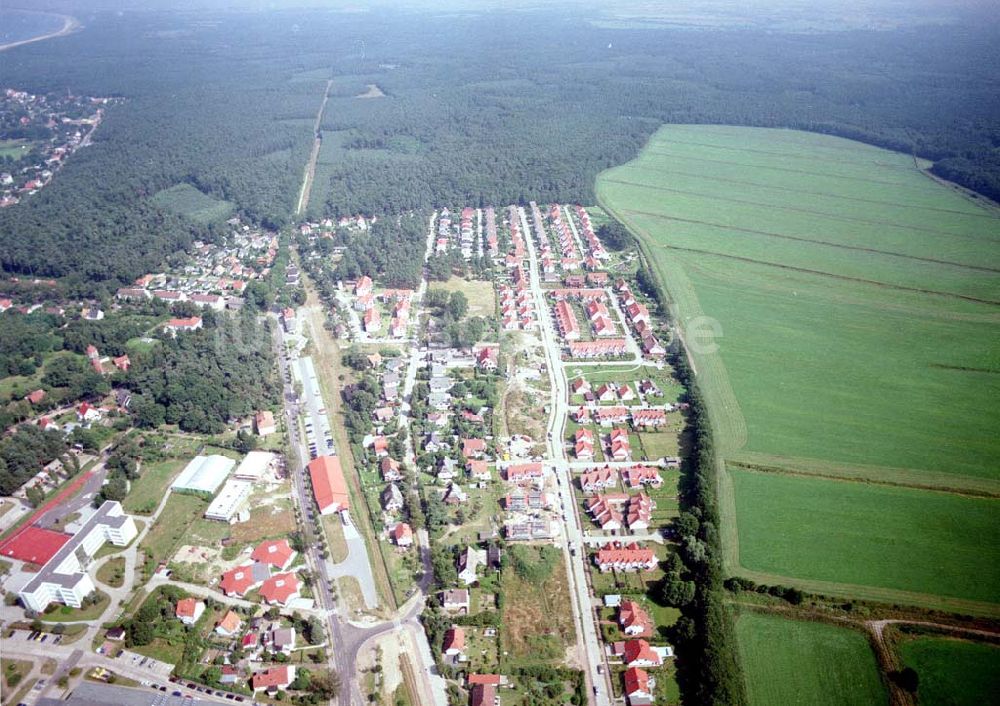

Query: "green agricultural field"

xmin=898 ymin=636 xmax=1000 ymax=706
xmin=152 ymin=183 xmax=235 ymax=225
xmin=736 ymin=611 xmax=887 ymax=706
xmin=597 ymin=125 xmax=1000 ymax=611
xmin=730 ymin=469 xmax=1000 ymax=608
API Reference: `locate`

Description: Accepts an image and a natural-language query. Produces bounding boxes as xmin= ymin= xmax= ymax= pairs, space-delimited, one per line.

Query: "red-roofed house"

xmin=461 ymin=438 xmax=487 ymax=459
xmin=308 ymin=456 xmax=349 ymax=514
xmin=354 ymin=276 xmax=373 ymax=296
xmin=164 ymin=316 xmax=202 ymax=335
xmin=632 ymin=409 xmax=667 ymax=429
xmin=112 ymin=354 xmax=131 ymax=372
xmin=219 ymin=563 xmax=268 ymax=597
xmin=579 ymin=466 xmax=617 ymax=493
xmin=609 ymin=427 xmax=631 ymax=461
xmin=624 ymin=639 xmax=663 ymax=668
xmin=77 ymin=402 xmax=101 ymax=422
xmin=594 ymin=542 xmax=657 ymax=572
xmin=619 ymin=600 xmax=654 ymax=637
xmin=252 ymin=665 xmax=295 ymax=692
xmin=504 ymin=463 xmax=543 ymax=483
xmin=574 ymin=428 xmax=595 ymax=460
xmin=624 ymin=667 xmax=654 ymax=705
xmin=251 ymin=539 xmax=296 ymax=570
xmin=259 ymin=572 xmax=300 ymax=606
xmin=471 ymin=684 xmax=496 ymax=706
xmin=25 ymin=389 xmax=46 ymax=405
xmin=622 ymin=466 xmax=663 ymax=489
xmin=443 ymin=626 xmax=466 ymax=656
xmin=391 ymin=522 xmax=413 ymax=548
xmin=215 ymin=609 xmax=242 ymax=636
xmin=175 ymin=597 xmax=205 ymax=626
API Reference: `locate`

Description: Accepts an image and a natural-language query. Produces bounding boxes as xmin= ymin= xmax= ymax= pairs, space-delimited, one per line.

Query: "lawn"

xmin=898 ymin=636 xmax=1000 ymax=706
xmin=597 ymin=125 xmax=1000 ymax=484
xmin=152 ymin=183 xmax=235 ymax=225
xmin=123 ymin=457 xmax=187 ymax=514
xmin=0 ymin=139 xmax=30 ymax=160
xmin=735 ymin=611 xmax=888 ymax=706
xmin=139 ymin=493 xmax=210 ymax=570
xmin=2 ymin=658 xmax=32 ymax=691
xmin=730 ymin=469 xmax=1000 ymax=606
xmin=96 ymin=556 xmax=127 ymax=588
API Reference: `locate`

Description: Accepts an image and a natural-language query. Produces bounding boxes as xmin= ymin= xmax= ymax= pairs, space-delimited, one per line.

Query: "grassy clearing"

xmin=123 ymin=457 xmax=186 ymax=514
xmin=429 ymin=276 xmax=497 ymax=318
xmin=730 ymin=469 xmax=1000 ymax=604
xmin=322 ymin=513 xmax=349 ymax=563
xmin=735 ymin=611 xmax=887 ymax=706
xmin=139 ymin=493 xmax=209 ymax=569
xmin=0 ymin=139 xmax=30 ymax=160
xmin=500 ymin=546 xmax=576 ymax=666
xmin=152 ymin=183 xmax=235 ymax=225
xmin=898 ymin=636 xmax=1000 ymax=706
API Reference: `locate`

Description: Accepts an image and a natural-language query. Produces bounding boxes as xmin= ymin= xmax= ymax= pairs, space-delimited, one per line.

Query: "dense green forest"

xmin=0 ymin=8 xmax=998 ymax=287
xmin=122 ymin=308 xmax=280 ymax=434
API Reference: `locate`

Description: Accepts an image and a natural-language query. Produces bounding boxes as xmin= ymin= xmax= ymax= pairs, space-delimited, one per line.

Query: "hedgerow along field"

xmin=898 ymin=636 xmax=1000 ymax=706
xmin=596 ymin=125 xmax=1000 ymax=610
xmin=152 ymin=183 xmax=235 ymax=225
xmin=735 ymin=611 xmax=887 ymax=706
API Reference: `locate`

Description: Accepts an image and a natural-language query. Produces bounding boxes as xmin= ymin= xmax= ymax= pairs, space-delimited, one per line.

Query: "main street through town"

xmin=519 ymin=206 xmax=614 ymax=704
xmin=273 ymin=247 xmax=446 ymax=705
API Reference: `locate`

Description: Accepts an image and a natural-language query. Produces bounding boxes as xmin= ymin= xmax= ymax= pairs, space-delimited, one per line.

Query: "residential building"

xmin=18 ymin=502 xmax=138 ymax=612
xmin=254 ymin=410 xmax=276 ymax=436
xmin=251 ymin=665 xmax=295 ymax=692
xmin=175 ymin=598 xmax=205 ymax=626
xmin=251 ymin=539 xmax=296 ymax=570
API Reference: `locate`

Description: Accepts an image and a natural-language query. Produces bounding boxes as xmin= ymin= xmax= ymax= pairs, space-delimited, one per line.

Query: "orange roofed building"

xmin=308 ymin=456 xmax=349 ymax=515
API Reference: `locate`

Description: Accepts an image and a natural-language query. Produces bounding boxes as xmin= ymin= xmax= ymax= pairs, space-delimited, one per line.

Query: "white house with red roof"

xmin=260 ymin=572 xmax=300 ymax=606
xmin=251 ymin=665 xmax=295 ymax=692
xmin=624 ymin=667 xmax=655 ymax=706
xmin=391 ymin=522 xmax=413 ymax=548
xmin=175 ymin=597 xmax=205 ymax=626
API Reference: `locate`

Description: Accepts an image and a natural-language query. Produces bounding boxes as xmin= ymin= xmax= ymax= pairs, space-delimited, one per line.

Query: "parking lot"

xmin=293 ymin=355 xmax=336 ymax=458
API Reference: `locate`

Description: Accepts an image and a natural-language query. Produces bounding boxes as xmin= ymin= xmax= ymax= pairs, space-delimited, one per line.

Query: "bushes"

xmin=505 ymin=545 xmax=559 ymax=586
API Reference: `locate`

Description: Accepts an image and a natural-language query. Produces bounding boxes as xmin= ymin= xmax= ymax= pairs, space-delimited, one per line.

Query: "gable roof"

xmin=308 ymin=456 xmax=349 ymax=512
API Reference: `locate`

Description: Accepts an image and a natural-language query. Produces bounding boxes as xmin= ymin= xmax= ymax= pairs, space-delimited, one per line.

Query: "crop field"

xmin=597 ymin=125 xmax=1000 ymax=483
xmin=898 ymin=636 xmax=1000 ymax=706
xmin=597 ymin=125 xmax=1000 ymax=611
xmin=731 ymin=469 xmax=1000 ymax=607
xmin=152 ymin=183 xmax=235 ymax=224
xmin=735 ymin=611 xmax=887 ymax=706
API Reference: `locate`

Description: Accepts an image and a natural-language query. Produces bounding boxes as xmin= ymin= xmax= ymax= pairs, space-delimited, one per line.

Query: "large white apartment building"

xmin=19 ymin=501 xmax=137 ymax=613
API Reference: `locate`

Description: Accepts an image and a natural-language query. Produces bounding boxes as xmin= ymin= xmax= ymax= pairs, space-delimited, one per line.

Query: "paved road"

xmin=325 ymin=518 xmax=378 ymax=610
xmin=521 ymin=206 xmax=613 ymax=704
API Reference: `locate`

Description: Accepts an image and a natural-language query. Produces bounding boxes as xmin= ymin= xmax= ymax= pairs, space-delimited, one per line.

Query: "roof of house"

xmin=443 ymin=626 xmax=466 ymax=652
xmin=219 ymin=562 xmax=269 ymax=595
xmin=624 ymin=666 xmax=651 ymax=696
xmin=467 ymin=674 xmax=501 ymax=686
xmin=308 ymin=455 xmax=349 ymax=512
xmin=216 ymin=610 xmax=242 ymax=634
xmin=392 ymin=523 xmax=413 ymax=543
xmin=251 ymin=539 xmax=295 ymax=569
xmin=175 ymin=597 xmax=202 ymax=619
xmin=624 ymin=639 xmax=661 ymax=665
xmin=260 ymin=572 xmax=300 ymax=605
xmin=251 ymin=665 xmax=293 ymax=690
